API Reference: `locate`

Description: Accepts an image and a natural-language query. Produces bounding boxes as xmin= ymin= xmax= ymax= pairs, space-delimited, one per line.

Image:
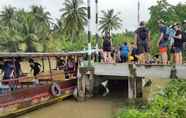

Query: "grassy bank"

xmin=116 ymin=80 xmax=186 ymax=118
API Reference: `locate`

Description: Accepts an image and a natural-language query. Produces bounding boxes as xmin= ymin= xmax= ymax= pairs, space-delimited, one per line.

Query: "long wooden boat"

xmin=0 ymin=52 xmax=86 ymax=117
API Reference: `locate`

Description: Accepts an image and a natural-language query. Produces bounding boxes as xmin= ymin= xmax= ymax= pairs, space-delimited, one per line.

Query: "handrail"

xmin=0 ymin=70 xmax=77 ymax=83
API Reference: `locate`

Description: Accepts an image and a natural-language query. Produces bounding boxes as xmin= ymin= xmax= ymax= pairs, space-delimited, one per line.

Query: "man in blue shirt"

xmin=120 ymin=42 xmax=129 ymax=63
xmin=2 ymin=60 xmax=14 ymax=80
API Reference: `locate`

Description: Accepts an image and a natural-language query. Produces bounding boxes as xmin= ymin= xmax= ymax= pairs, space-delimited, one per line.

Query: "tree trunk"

xmin=25 ymin=38 xmax=36 ymax=52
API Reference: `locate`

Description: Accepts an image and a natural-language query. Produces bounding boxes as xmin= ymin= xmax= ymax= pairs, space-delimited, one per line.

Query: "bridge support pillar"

xmin=128 ymin=64 xmax=137 ymax=99
xmin=77 ymin=67 xmax=95 ymax=101
xmin=170 ymin=65 xmax=178 ymax=79
xmin=128 ymin=78 xmax=137 ymax=99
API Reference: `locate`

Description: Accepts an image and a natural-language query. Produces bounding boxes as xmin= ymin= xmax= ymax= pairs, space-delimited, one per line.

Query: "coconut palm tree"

xmin=31 ymin=5 xmax=52 ymax=52
xmin=60 ymin=0 xmax=87 ymax=41
xmin=31 ymin=5 xmax=51 ymax=31
xmin=0 ymin=6 xmax=23 ymax=52
xmin=0 ymin=6 xmax=18 ymax=29
xmin=99 ymin=9 xmax=122 ymax=34
xmin=16 ymin=10 xmax=39 ymax=52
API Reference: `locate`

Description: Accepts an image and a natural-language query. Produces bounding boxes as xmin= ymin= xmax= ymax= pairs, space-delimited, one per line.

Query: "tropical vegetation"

xmin=99 ymin=9 xmax=122 ymax=34
xmin=0 ymin=0 xmax=125 ymax=52
xmin=147 ymin=0 xmax=186 ymax=55
xmin=116 ymin=80 xmax=186 ymax=118
xmin=0 ymin=0 xmax=185 ymax=55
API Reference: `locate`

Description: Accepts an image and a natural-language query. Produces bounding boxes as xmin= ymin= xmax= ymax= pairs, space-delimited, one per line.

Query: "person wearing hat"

xmin=134 ymin=21 xmax=151 ymax=64
xmin=157 ymin=20 xmax=169 ymax=64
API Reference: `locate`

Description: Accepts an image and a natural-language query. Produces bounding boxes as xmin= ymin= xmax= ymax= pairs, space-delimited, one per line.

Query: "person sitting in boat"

xmin=67 ymin=57 xmax=75 ymax=73
xmin=56 ymin=57 xmax=66 ymax=70
xmin=29 ymin=58 xmax=41 ymax=83
xmin=64 ymin=57 xmax=76 ymax=79
xmin=2 ymin=59 xmax=14 ymax=80
xmin=15 ymin=57 xmax=22 ymax=78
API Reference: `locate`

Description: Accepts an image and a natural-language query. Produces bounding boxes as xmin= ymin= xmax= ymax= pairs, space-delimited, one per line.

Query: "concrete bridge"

xmin=77 ymin=63 xmax=186 ymax=101
xmin=94 ymin=63 xmax=186 ymax=79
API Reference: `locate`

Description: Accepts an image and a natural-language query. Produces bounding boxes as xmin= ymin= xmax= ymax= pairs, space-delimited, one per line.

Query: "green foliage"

xmin=0 ymin=0 xmax=186 ymax=54
xmin=0 ymin=0 xmax=88 ymax=52
xmin=112 ymin=33 xmax=134 ymax=47
xmin=147 ymin=0 xmax=186 ymax=56
xmin=116 ymin=80 xmax=186 ymax=118
xmin=150 ymin=34 xmax=159 ymax=55
xmin=60 ymin=0 xmax=87 ymax=41
xmin=148 ymin=1 xmax=186 ymax=31
xmin=99 ymin=9 xmax=122 ymax=34
xmin=0 ymin=5 xmax=51 ymax=52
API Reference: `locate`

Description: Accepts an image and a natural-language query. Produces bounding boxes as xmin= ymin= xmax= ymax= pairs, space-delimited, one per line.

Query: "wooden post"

xmin=41 ymin=57 xmax=45 ymax=72
xmin=12 ymin=57 xmax=17 ymax=90
xmin=77 ymin=66 xmax=95 ymax=101
xmin=136 ymin=78 xmax=143 ymax=98
xmin=47 ymin=56 xmax=53 ymax=80
xmin=86 ymin=72 xmax=94 ymax=98
xmin=170 ymin=64 xmax=178 ymax=79
xmin=78 ymin=74 xmax=86 ymax=101
xmin=128 ymin=64 xmax=137 ymax=99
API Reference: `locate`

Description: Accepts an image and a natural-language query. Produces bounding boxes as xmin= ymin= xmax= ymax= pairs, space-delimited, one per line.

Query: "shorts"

xmin=103 ymin=48 xmax=111 ymax=52
xmin=120 ymin=55 xmax=128 ymax=63
xmin=34 ymin=69 xmax=40 ymax=76
xmin=137 ymin=40 xmax=148 ymax=54
xmin=173 ymin=47 xmax=182 ymax=53
xmin=159 ymin=47 xmax=167 ymax=53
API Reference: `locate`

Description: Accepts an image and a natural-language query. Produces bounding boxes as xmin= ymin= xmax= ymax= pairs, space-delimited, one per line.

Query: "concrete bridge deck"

xmin=94 ymin=63 xmax=186 ymax=79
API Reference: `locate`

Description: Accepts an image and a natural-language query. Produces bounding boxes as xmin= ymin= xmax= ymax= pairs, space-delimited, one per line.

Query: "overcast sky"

xmin=0 ymin=0 xmax=186 ymax=33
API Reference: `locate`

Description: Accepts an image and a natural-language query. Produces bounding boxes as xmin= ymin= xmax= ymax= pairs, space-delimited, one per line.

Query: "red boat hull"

xmin=0 ymin=79 xmax=76 ymax=114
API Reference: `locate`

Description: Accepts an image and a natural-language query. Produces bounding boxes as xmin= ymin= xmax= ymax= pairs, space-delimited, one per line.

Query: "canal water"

xmin=17 ymin=97 xmax=126 ymax=118
xmin=17 ymin=78 xmax=169 ymax=118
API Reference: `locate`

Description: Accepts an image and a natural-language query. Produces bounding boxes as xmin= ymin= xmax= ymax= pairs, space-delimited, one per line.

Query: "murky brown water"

xmin=17 ymin=78 xmax=169 ymax=118
xmin=143 ymin=78 xmax=170 ymax=101
xmin=17 ymin=97 xmax=125 ymax=118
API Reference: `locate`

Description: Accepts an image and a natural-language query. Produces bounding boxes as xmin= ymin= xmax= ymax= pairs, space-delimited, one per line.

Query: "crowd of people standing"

xmin=101 ymin=20 xmax=186 ymax=65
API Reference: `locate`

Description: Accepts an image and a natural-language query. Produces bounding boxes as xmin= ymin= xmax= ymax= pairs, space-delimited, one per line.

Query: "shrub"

xmin=116 ymin=80 xmax=186 ymax=118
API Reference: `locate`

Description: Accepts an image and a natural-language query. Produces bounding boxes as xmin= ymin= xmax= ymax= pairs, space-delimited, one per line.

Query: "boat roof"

xmin=0 ymin=51 xmax=87 ymax=58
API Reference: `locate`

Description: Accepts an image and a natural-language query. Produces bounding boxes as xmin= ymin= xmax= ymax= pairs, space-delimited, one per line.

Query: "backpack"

xmin=182 ymin=31 xmax=186 ymax=42
xmin=137 ymin=27 xmax=148 ymax=41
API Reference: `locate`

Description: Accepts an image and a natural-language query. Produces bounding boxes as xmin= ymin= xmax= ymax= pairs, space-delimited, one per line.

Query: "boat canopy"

xmin=0 ymin=51 xmax=87 ymax=58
